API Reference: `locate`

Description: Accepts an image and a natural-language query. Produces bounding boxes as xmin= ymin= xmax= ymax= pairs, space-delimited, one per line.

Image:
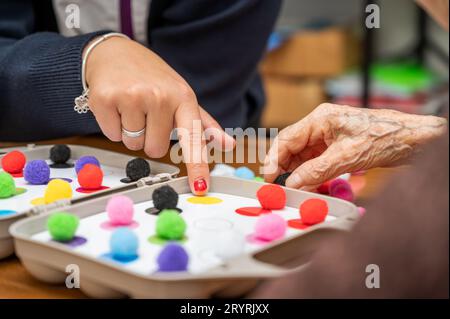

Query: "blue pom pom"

xmin=110 ymin=228 xmax=139 ymax=261
xmin=75 ymin=156 xmax=100 ymax=174
xmin=24 ymin=160 xmax=50 ymax=185
xmin=157 ymin=243 xmax=189 ymax=272
xmin=234 ymin=166 xmax=255 ymax=180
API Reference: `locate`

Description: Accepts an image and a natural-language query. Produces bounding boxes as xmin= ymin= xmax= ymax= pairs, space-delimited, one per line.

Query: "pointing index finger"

xmin=175 ymin=102 xmax=210 ymax=196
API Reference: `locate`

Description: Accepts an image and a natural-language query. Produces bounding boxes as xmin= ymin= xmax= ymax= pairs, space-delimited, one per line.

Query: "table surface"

xmin=0 ymin=135 xmax=399 ymax=298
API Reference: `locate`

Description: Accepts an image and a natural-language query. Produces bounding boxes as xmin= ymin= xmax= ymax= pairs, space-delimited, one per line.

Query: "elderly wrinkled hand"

xmin=264 ymin=103 xmax=447 ymax=189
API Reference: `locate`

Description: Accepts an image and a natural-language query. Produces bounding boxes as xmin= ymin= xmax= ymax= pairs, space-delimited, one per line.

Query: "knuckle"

xmin=189 ymin=162 xmax=206 ymax=172
xmin=312 ymin=103 xmax=335 ymax=121
xmin=304 ymin=158 xmax=328 ymax=180
xmin=317 ymin=103 xmax=332 ymax=111
xmin=109 ymin=135 xmax=122 ymax=142
xmin=177 ymin=82 xmax=196 ymax=103
xmin=279 ymin=125 xmax=294 ymax=138
xmin=91 ymin=88 xmax=117 ymax=107
xmin=148 ymin=86 xmax=167 ymax=106
xmin=104 ymin=130 xmax=122 ymax=142
xmin=123 ymin=84 xmax=147 ymax=106
xmin=144 ymin=142 xmax=169 ymax=158
xmin=124 ymin=139 xmax=144 ymax=151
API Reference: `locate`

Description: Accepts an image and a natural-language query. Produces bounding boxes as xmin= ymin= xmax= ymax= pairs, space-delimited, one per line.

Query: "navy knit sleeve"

xmin=0 ymin=1 xmax=110 ymax=141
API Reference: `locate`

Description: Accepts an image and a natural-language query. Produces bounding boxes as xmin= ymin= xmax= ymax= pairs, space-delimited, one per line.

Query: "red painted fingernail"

xmin=194 ymin=178 xmax=207 ymax=193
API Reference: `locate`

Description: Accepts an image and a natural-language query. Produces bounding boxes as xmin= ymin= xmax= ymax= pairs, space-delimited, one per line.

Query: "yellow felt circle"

xmin=187 ymin=196 xmax=223 ymax=205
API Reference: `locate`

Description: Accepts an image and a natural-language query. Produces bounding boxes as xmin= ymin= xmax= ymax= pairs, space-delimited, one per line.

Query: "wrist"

xmin=82 ymin=33 xmax=130 ymax=89
xmin=402 ymin=115 xmax=448 ymax=146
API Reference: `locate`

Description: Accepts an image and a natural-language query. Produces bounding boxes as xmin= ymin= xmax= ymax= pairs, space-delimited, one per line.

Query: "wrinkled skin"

xmin=264 ymin=103 xmax=448 ymax=189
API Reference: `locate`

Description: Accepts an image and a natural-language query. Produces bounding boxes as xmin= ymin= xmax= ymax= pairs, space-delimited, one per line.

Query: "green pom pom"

xmin=47 ymin=212 xmax=79 ymax=242
xmin=253 ymin=176 xmax=264 ymax=182
xmin=0 ymin=172 xmax=16 ymax=198
xmin=156 ymin=209 xmax=186 ymax=240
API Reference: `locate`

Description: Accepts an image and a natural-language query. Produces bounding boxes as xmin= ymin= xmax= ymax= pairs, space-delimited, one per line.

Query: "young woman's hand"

xmin=264 ymin=103 xmax=447 ymax=190
xmin=85 ymin=36 xmax=235 ymax=194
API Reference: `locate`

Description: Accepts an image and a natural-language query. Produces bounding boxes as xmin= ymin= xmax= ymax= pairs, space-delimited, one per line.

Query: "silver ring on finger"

xmin=122 ymin=127 xmax=146 ymax=138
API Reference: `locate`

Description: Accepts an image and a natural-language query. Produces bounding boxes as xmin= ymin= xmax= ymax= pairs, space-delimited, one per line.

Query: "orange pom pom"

xmin=256 ymin=184 xmax=286 ymax=210
xmin=299 ymin=198 xmax=328 ymax=225
xmin=78 ymin=164 xmax=103 ymax=190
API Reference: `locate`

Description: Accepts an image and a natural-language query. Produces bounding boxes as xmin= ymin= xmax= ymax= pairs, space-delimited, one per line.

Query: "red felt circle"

xmin=76 ymin=186 xmax=109 ymax=194
xmin=1 ymin=151 xmax=26 ymax=174
xmin=78 ymin=164 xmax=103 ymax=190
xmin=235 ymin=207 xmax=272 ymax=217
xmin=287 ymin=219 xmax=310 ymax=230
xmin=317 ymin=180 xmax=332 ymax=194
xmin=256 ymin=184 xmax=286 ymax=210
xmin=299 ymin=198 xmax=328 ymax=225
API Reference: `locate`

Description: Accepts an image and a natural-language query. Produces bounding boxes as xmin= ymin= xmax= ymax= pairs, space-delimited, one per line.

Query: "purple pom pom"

xmin=75 ymin=156 xmax=100 ymax=174
xmin=24 ymin=160 xmax=50 ymax=185
xmin=157 ymin=243 xmax=189 ymax=272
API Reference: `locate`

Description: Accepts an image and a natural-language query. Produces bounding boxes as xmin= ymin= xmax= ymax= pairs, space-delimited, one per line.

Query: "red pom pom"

xmin=78 ymin=164 xmax=103 ymax=190
xmin=1 ymin=151 xmax=26 ymax=174
xmin=299 ymin=198 xmax=328 ymax=225
xmin=317 ymin=180 xmax=332 ymax=194
xmin=257 ymin=184 xmax=286 ymax=210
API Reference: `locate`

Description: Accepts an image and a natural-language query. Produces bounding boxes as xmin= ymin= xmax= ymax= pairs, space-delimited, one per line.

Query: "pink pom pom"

xmin=329 ymin=178 xmax=354 ymax=202
xmin=106 ymin=195 xmax=134 ymax=225
xmin=358 ymin=207 xmax=366 ymax=216
xmin=254 ymin=214 xmax=286 ymax=241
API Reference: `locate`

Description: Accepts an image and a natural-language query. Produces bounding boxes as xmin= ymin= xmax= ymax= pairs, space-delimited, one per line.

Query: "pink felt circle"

xmin=106 ymin=195 xmax=134 ymax=226
xmin=100 ymin=220 xmax=139 ymax=230
xmin=253 ymin=213 xmax=286 ymax=241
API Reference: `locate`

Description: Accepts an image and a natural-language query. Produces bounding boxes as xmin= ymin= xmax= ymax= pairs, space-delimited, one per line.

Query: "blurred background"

xmin=260 ymin=0 xmax=449 ymax=129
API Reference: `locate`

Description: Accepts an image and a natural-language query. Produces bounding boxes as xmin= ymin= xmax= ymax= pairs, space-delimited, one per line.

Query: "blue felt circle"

xmin=0 ymin=210 xmax=17 ymax=216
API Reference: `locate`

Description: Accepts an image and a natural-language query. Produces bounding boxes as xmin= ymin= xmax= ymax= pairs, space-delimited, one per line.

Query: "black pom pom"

xmin=274 ymin=172 xmax=291 ymax=186
xmin=126 ymin=158 xmax=151 ymax=182
xmin=50 ymin=145 xmax=71 ymax=164
xmin=152 ymin=185 xmax=178 ymax=210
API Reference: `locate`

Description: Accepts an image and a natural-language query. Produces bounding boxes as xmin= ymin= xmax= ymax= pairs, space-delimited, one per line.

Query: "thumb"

xmin=285 ymin=148 xmax=344 ymax=189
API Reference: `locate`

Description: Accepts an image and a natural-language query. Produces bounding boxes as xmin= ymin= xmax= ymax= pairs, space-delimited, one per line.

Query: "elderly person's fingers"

xmin=285 ymin=146 xmax=345 ymax=189
xmin=263 ymin=118 xmax=316 ymax=183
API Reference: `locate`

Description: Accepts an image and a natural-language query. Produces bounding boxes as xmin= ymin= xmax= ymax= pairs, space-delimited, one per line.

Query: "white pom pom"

xmin=215 ymin=229 xmax=245 ymax=260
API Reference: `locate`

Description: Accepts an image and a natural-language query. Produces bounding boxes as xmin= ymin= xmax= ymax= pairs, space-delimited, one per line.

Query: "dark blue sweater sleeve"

xmin=148 ymin=0 xmax=281 ymax=129
xmin=1 ymin=0 xmax=281 ymax=142
xmin=0 ymin=0 xmax=109 ymax=141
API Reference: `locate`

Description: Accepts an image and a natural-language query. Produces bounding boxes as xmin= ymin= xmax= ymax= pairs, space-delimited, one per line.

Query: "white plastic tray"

xmin=0 ymin=144 xmax=179 ymax=259
xmin=11 ymin=176 xmax=359 ymax=298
